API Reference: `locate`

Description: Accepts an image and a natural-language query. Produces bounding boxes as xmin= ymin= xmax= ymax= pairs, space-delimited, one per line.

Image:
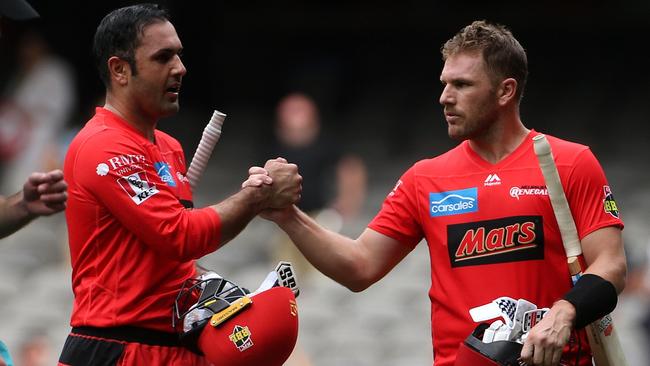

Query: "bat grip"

xmin=187 ymin=110 xmax=226 ymax=189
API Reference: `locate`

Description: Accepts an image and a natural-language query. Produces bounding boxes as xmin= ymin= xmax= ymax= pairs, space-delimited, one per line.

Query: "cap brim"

xmin=0 ymin=0 xmax=39 ymax=20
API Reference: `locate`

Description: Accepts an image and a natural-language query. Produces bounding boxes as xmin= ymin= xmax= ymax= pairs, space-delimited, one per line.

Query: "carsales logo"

xmin=429 ymin=188 xmax=478 ymax=217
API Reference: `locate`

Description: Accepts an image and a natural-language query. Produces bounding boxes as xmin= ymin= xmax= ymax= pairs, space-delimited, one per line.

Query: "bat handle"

xmin=567 ymin=256 xmax=584 ymax=284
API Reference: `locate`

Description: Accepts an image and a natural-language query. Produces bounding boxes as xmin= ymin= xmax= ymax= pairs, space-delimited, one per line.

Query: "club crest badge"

xmin=602 ymin=186 xmax=619 ymax=218
xmin=229 ymin=325 xmax=253 ymax=352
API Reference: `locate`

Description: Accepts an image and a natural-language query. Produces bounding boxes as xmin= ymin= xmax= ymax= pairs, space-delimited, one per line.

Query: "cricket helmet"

xmin=454 ymin=323 xmax=523 ymax=366
xmin=173 ymin=263 xmax=300 ymax=366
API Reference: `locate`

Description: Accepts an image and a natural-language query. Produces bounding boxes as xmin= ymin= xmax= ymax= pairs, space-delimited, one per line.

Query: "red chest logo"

xmin=447 ymin=216 xmax=544 ymax=267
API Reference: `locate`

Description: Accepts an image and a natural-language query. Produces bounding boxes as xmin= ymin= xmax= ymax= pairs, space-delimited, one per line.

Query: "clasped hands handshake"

xmin=242 ymin=157 xmax=302 ymax=216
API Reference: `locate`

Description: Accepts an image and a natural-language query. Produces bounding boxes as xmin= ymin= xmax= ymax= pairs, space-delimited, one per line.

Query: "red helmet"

xmin=454 ymin=323 xmax=523 ymax=366
xmin=173 ymin=262 xmax=300 ymax=366
xmin=198 ymin=286 xmax=298 ymax=365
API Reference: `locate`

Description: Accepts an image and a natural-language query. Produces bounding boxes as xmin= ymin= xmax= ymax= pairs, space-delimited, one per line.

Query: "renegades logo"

xmin=447 ymin=216 xmax=544 ymax=267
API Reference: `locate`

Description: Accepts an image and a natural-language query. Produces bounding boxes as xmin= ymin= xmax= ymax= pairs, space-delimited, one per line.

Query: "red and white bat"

xmin=187 ymin=110 xmax=226 ymax=189
xmin=533 ymin=134 xmax=627 ymax=366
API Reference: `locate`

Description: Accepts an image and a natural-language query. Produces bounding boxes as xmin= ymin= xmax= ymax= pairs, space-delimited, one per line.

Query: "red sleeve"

xmin=73 ymin=131 xmax=220 ymax=261
xmin=564 ymin=148 xmax=623 ymax=239
xmin=368 ymin=165 xmax=423 ymax=247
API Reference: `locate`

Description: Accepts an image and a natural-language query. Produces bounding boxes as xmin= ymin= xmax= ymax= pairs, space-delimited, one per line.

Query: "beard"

xmin=448 ymin=115 xmax=492 ymax=141
xmin=446 ymin=96 xmax=499 ymax=142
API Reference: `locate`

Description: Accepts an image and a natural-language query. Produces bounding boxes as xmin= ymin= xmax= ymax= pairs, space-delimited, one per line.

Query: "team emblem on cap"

xmin=229 ymin=325 xmax=253 ymax=352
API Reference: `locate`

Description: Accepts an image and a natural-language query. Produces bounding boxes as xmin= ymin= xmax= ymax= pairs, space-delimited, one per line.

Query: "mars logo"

xmin=117 ymin=171 xmax=159 ymax=205
xmin=229 ymin=325 xmax=253 ymax=352
xmin=447 ymin=216 xmax=544 ymax=267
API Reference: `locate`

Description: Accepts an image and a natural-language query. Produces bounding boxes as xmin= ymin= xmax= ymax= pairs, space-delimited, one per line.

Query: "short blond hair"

xmin=442 ymin=20 xmax=528 ymax=102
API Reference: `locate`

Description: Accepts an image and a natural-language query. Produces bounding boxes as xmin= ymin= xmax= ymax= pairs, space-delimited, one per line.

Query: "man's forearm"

xmin=0 ymin=192 xmax=35 ymax=239
xmin=581 ymin=227 xmax=627 ymax=294
xmin=274 ymin=206 xmax=367 ymax=290
xmin=209 ymin=186 xmax=269 ymax=248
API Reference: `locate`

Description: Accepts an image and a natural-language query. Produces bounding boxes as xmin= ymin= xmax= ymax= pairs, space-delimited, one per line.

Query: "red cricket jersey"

xmin=64 ymin=108 xmax=221 ymax=332
xmin=369 ymin=131 xmax=623 ymax=366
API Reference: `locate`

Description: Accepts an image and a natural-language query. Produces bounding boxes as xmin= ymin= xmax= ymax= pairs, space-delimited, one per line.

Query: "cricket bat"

xmin=533 ymin=134 xmax=627 ymax=366
xmin=186 ymin=110 xmax=226 ymax=189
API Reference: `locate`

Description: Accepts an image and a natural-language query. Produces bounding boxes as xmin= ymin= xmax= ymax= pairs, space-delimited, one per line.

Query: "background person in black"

xmin=268 ymin=92 xmax=340 ymax=215
xmin=264 ymin=92 xmax=367 ymax=281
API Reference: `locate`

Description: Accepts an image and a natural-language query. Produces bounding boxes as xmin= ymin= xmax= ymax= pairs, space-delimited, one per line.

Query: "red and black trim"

xmin=58 ymin=326 xmax=182 ymax=365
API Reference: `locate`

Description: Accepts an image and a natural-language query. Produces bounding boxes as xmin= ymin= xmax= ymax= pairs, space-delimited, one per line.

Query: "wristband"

xmin=563 ymin=274 xmax=617 ymax=329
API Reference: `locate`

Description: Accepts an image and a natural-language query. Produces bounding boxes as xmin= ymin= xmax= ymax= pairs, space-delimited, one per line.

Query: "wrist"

xmin=562 ymin=274 xmax=618 ymax=329
xmin=14 ymin=192 xmax=37 ymax=221
xmin=240 ymin=185 xmax=272 ymax=213
xmin=552 ymin=299 xmax=577 ymax=327
xmin=273 ymin=205 xmax=299 ymax=226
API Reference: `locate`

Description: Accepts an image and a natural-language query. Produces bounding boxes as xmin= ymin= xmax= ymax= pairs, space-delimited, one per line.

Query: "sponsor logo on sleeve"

xmin=104 ymin=154 xmax=147 ymax=176
xmin=96 ymin=163 xmax=109 ymax=176
xmin=447 ymin=216 xmax=544 ymax=267
xmin=388 ymin=179 xmax=403 ymax=197
xmin=603 ymin=185 xmax=619 ymax=218
xmin=117 ymin=171 xmax=159 ymax=205
xmin=429 ymin=188 xmax=478 ymax=217
xmin=154 ymin=161 xmax=177 ymax=187
xmin=176 ymin=171 xmax=189 ymax=184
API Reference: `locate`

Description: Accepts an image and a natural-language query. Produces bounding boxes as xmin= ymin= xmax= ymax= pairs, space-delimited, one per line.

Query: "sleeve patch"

xmin=602 ymin=185 xmax=619 ymax=218
xmin=118 ymin=171 xmax=159 ymax=205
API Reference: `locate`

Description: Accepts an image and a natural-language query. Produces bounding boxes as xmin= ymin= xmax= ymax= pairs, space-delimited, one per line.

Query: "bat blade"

xmin=532 ymin=134 xmax=581 ymax=257
xmin=533 ymin=134 xmax=627 ymax=366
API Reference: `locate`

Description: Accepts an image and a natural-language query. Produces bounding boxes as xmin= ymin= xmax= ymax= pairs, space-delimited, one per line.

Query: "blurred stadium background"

xmin=0 ymin=1 xmax=649 ymax=365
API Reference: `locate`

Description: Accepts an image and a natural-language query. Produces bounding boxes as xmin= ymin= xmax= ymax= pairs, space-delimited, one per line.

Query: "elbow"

xmin=346 ymin=279 xmax=373 ymax=293
xmin=152 ymin=240 xmax=203 ymax=262
xmin=340 ymin=258 xmax=377 ymax=293
xmin=601 ymin=254 xmax=627 ymax=295
xmin=615 ymin=259 xmax=628 ymax=295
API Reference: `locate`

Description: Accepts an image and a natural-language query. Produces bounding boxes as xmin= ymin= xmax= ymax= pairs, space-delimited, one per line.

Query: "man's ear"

xmin=107 ymin=56 xmax=131 ymax=87
xmin=497 ymin=78 xmax=518 ymax=106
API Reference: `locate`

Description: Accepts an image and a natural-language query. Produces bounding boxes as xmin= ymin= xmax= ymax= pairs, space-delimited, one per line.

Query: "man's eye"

xmin=155 ymin=53 xmax=173 ymax=63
